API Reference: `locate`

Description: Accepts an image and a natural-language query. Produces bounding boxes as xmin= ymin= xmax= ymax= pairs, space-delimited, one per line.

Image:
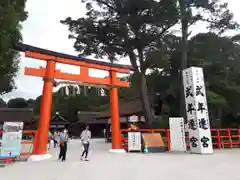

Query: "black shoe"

xmin=84 ymin=159 xmax=89 ymax=161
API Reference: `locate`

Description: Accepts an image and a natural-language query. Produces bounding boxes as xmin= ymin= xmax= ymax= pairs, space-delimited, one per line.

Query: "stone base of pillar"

xmin=108 ymin=149 xmax=126 ymax=153
xmin=28 ymin=154 xmax=52 ymax=162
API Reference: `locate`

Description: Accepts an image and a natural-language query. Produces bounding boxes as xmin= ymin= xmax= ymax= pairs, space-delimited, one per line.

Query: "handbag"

xmin=59 ymin=134 xmax=65 ymax=145
xmin=60 ymin=140 xmax=65 ymax=145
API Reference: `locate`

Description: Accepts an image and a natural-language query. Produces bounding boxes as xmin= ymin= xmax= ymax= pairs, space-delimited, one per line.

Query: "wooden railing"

xmin=120 ymin=128 xmax=240 ymax=151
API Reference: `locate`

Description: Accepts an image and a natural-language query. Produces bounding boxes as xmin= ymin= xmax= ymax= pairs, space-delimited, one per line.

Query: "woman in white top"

xmin=80 ymin=126 xmax=91 ymax=161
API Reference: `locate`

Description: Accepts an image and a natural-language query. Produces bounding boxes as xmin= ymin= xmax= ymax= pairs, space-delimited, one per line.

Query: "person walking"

xmin=53 ymin=130 xmax=58 ymax=148
xmin=48 ymin=131 xmax=53 ymax=150
xmin=80 ymin=126 xmax=91 ymax=161
xmin=58 ymin=129 xmax=68 ymax=162
xmin=103 ymin=128 xmax=107 ymax=142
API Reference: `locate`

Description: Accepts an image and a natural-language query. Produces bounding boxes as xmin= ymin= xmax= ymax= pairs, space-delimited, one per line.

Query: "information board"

xmin=128 ymin=132 xmax=141 ymax=152
xmin=1 ymin=122 xmax=24 ymax=157
xmin=169 ymin=117 xmax=187 ymax=152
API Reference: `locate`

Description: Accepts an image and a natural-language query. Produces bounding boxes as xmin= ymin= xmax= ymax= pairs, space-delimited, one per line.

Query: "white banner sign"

xmin=1 ymin=122 xmax=24 ymax=157
xmin=169 ymin=117 xmax=187 ymax=152
xmin=128 ymin=132 xmax=141 ymax=152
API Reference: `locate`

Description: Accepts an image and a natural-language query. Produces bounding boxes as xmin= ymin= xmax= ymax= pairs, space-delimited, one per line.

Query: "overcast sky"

xmin=2 ymin=0 xmax=240 ymax=101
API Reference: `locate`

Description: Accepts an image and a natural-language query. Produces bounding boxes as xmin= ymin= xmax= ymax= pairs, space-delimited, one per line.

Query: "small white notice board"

xmin=169 ymin=117 xmax=187 ymax=152
xmin=128 ymin=132 xmax=141 ymax=152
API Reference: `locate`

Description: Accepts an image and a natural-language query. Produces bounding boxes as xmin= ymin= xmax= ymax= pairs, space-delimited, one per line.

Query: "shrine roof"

xmin=0 ymin=108 xmax=33 ymax=122
xmin=51 ymin=114 xmax=70 ymax=124
xmin=95 ymin=94 xmax=155 ymax=119
xmin=76 ymin=111 xmax=103 ymax=124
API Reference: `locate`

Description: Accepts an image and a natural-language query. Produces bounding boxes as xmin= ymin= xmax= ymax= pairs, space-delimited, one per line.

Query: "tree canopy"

xmin=60 ymin=0 xmax=238 ymax=126
xmin=1 ymin=0 xmax=240 ymax=129
xmin=5 ymin=30 xmax=240 ymax=128
xmin=0 ymin=0 xmax=28 ymax=95
xmin=0 ymin=98 xmax=7 ymax=108
xmin=177 ymin=0 xmax=238 ymax=118
xmin=61 ymin=0 xmax=180 ymax=125
xmin=145 ymin=32 xmax=240 ymax=127
xmin=7 ymin=97 xmax=28 ymax=108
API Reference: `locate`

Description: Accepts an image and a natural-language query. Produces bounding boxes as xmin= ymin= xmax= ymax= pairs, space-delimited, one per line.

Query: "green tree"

xmin=0 ymin=0 xmax=28 ymax=94
xmin=32 ymin=85 xmax=111 ymax=122
xmin=7 ymin=97 xmax=28 ymax=108
xmin=177 ymin=0 xmax=238 ymax=117
xmin=33 ymin=95 xmax=42 ymax=115
xmin=0 ymin=98 xmax=7 ymax=108
xmin=31 ymin=31 xmax=240 ymax=127
xmin=146 ymin=32 xmax=240 ymax=127
xmin=188 ymin=32 xmax=240 ymax=127
xmin=61 ymin=0 xmax=179 ymax=126
xmin=27 ymin=98 xmax=36 ymax=109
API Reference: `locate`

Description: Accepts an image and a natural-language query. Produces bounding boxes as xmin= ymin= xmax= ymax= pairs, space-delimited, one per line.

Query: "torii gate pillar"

xmin=109 ymin=71 xmax=122 ymax=151
xmin=34 ymin=60 xmax=56 ymax=155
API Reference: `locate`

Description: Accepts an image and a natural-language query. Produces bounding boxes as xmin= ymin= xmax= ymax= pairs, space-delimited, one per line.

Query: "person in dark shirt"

xmin=58 ymin=129 xmax=69 ymax=162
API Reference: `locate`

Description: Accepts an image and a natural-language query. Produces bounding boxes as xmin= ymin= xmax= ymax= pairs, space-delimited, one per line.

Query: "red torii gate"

xmin=15 ymin=43 xmax=132 ymax=155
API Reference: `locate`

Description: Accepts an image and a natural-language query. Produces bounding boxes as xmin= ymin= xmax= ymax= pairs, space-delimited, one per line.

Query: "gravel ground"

xmin=0 ymin=139 xmax=240 ymax=180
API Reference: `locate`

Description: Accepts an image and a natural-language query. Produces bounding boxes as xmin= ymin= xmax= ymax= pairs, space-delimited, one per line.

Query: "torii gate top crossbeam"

xmin=15 ymin=43 xmax=132 ymax=87
xmin=14 ymin=43 xmax=133 ymax=73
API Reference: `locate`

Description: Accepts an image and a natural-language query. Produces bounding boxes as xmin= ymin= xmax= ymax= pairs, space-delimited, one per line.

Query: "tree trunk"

xmin=138 ymin=72 xmax=154 ymax=127
xmin=179 ymin=0 xmax=188 ymax=121
xmin=127 ymin=50 xmax=153 ymax=127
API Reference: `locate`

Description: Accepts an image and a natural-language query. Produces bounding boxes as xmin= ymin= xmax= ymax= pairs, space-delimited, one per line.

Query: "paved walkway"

xmin=1 ymin=139 xmax=240 ymax=180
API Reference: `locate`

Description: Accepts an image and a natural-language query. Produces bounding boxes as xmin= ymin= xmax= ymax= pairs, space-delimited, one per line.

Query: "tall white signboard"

xmin=182 ymin=67 xmax=213 ymax=154
xmin=169 ymin=117 xmax=187 ymax=152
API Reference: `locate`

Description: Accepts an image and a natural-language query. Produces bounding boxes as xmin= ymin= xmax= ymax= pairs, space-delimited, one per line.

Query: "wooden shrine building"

xmin=0 ymin=108 xmax=34 ymax=140
xmin=0 ymin=108 xmax=33 ymax=128
xmin=71 ymin=94 xmax=157 ymax=137
xmin=49 ymin=113 xmax=70 ymax=131
xmin=95 ymin=94 xmax=156 ymax=124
